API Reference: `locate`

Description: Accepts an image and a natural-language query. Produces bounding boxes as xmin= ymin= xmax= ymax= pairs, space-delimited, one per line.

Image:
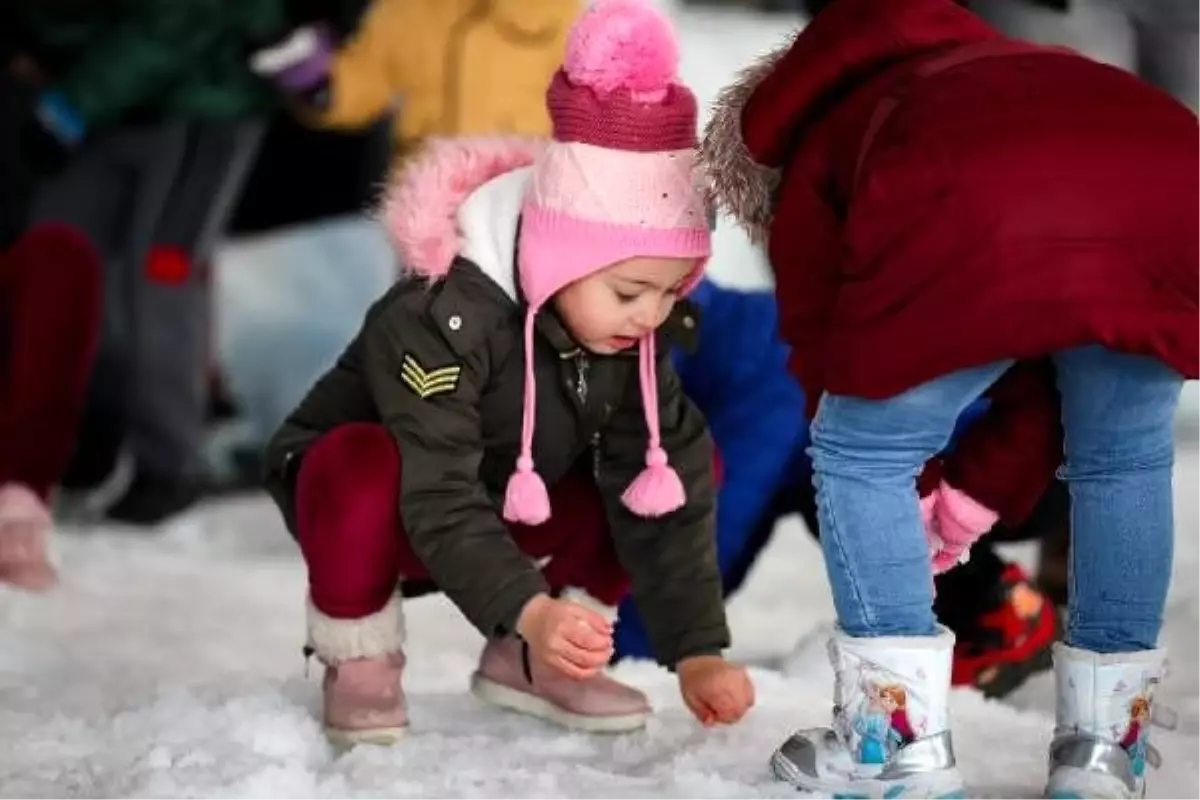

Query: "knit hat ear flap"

xmin=502 ymin=307 xmax=552 ymax=525
xmin=620 ymin=333 xmax=686 ymax=517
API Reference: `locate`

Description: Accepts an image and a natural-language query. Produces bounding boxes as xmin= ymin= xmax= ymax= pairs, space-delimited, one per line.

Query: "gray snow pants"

xmin=32 ymin=117 xmax=264 ymax=480
xmin=972 ymin=0 xmax=1199 ymax=112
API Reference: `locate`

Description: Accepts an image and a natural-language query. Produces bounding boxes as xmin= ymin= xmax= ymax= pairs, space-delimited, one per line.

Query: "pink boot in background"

xmin=471 ymin=637 xmax=652 ymax=733
xmin=0 ymin=483 xmax=58 ymax=592
xmin=307 ymin=594 xmax=409 ymax=746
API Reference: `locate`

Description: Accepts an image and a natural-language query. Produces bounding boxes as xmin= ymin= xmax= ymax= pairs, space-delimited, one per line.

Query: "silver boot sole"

xmin=1046 ymin=733 xmax=1146 ymax=799
xmin=770 ymin=729 xmax=967 ymax=799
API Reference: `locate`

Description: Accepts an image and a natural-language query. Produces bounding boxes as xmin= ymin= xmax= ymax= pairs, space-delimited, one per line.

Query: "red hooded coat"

xmin=702 ymin=0 xmax=1198 ymax=523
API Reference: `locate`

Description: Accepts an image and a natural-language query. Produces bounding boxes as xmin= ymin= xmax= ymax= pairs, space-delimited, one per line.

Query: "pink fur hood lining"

xmin=380 ymin=136 xmax=547 ymax=278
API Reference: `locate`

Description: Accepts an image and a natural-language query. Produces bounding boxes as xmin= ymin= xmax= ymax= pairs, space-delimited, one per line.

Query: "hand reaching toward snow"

xmin=677 ymin=655 xmax=755 ymax=726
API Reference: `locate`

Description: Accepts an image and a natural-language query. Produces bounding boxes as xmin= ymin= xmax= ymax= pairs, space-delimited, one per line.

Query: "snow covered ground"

xmin=2 ymin=2 xmax=1197 ymax=797
xmin=1 ymin=452 xmax=1196 ymax=798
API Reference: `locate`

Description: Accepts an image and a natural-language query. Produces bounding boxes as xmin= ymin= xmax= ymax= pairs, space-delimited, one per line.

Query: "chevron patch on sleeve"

xmin=400 ymin=353 xmax=461 ymax=399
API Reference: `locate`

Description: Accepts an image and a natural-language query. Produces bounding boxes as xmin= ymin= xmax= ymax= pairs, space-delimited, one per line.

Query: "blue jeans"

xmin=810 ymin=346 xmax=1182 ymax=653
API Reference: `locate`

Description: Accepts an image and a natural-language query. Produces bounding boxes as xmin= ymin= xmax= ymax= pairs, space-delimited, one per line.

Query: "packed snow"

xmin=2 ymin=2 xmax=1197 ymax=797
xmin=2 ymin=452 xmax=1196 ymax=797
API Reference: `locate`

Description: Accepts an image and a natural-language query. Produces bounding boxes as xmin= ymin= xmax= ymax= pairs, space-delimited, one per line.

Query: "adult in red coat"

xmin=701 ymin=0 xmax=1197 ymax=797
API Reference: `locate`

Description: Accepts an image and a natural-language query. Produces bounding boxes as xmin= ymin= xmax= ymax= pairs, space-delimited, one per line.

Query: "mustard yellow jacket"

xmin=316 ymin=0 xmax=581 ymax=155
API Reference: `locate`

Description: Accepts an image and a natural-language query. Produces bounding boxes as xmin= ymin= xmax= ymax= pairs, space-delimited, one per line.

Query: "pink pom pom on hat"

xmin=501 ymin=0 xmax=712 ymax=526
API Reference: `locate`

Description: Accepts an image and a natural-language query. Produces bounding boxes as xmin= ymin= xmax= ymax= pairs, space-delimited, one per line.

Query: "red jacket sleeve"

xmin=939 ymin=359 xmax=1064 ymax=526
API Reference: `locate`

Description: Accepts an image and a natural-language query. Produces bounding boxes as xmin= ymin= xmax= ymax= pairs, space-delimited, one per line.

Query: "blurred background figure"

xmin=258 ymin=0 xmax=585 ymax=163
xmin=3 ymin=0 xmax=594 ymax=521
xmin=797 ymin=0 xmax=1197 ymax=112
xmin=206 ymin=0 xmax=588 ymax=494
xmin=678 ymin=0 xmax=801 ymax=12
xmin=1 ymin=40 xmax=103 ymax=589
xmin=207 ymin=0 xmax=391 ymax=488
xmin=970 ymin=0 xmax=1198 ymax=112
xmin=5 ymin=0 xmax=299 ymax=526
xmin=0 ymin=225 xmax=101 ymax=592
xmin=229 ymin=0 xmax=388 ymax=237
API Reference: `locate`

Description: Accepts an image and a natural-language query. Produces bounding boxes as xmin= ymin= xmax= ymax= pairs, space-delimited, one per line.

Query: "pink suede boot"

xmin=307 ymin=594 xmax=408 ymax=746
xmin=0 ymin=483 xmax=58 ymax=592
xmin=471 ymin=637 xmax=651 ymax=733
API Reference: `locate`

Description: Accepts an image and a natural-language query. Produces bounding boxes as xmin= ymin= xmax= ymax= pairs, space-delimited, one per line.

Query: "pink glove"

xmin=928 ymin=481 xmax=999 ymax=574
xmin=919 ymin=492 xmax=945 ymax=597
xmin=919 ymin=491 xmax=938 ymax=543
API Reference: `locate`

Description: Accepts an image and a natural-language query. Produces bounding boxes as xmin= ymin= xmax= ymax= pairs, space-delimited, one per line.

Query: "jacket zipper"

xmin=564 ymin=350 xmax=605 ymax=480
xmin=573 ymin=351 xmax=590 ymax=405
xmin=591 ymin=431 xmax=602 ymax=482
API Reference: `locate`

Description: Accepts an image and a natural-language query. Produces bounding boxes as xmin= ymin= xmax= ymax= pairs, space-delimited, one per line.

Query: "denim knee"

xmin=810 ymin=362 xmax=1012 ymax=480
xmin=1055 ymin=346 xmax=1183 ymax=476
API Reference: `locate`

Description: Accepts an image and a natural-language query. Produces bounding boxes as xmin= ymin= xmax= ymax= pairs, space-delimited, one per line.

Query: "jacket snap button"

xmin=448 ymin=315 xmax=462 ymax=331
xmin=682 ymin=316 xmax=695 ymax=329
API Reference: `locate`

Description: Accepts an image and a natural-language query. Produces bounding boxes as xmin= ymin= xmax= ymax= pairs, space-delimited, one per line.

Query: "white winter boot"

xmin=1045 ymin=642 xmax=1174 ymax=799
xmin=770 ymin=625 xmax=966 ymax=799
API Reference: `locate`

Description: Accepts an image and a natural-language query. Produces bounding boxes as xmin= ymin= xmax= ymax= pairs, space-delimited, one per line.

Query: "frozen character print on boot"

xmin=1046 ymin=643 xmax=1178 ymax=799
xmin=853 ymin=680 xmax=915 ymax=765
xmin=1118 ymin=693 xmax=1152 ymax=778
xmin=771 ymin=627 xmax=967 ymax=799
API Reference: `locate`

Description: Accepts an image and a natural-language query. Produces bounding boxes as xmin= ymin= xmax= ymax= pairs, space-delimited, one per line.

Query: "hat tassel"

xmin=503 ymin=309 xmax=552 ymax=525
xmin=621 ymin=335 xmax=686 ymax=517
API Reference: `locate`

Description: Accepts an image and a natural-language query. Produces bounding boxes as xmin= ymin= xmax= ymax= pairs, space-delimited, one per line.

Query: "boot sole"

xmin=1046 ymin=765 xmax=1144 ymax=799
xmin=324 ymin=724 xmax=408 ymax=748
xmin=770 ymin=750 xmax=967 ymax=799
xmin=470 ymin=673 xmax=649 ymax=733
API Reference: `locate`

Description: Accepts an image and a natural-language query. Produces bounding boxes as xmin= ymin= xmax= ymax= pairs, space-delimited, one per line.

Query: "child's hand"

xmin=677 ymin=655 xmax=755 ymax=726
xmin=516 ymin=593 xmax=613 ymax=679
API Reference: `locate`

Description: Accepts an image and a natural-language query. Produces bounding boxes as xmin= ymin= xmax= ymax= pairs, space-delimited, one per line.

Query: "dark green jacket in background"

xmin=11 ymin=0 xmax=291 ymax=128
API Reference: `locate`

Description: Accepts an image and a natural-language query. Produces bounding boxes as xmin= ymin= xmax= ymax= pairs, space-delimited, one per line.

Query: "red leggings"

xmin=0 ymin=224 xmax=102 ymax=498
xmin=296 ymin=423 xmax=633 ymax=619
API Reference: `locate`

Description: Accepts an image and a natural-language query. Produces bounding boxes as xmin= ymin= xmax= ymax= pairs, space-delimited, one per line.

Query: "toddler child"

xmin=264 ymin=0 xmax=754 ymax=746
xmin=702 ymin=0 xmax=1196 ymax=796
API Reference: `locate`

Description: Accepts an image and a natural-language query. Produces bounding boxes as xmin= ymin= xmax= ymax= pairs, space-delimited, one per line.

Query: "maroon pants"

xmin=296 ymin=423 xmax=632 ymax=619
xmin=0 ymin=224 xmax=102 ymax=498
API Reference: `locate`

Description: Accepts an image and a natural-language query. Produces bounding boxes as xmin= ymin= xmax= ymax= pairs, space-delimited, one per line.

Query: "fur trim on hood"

xmin=700 ymin=0 xmax=997 ymax=244
xmin=698 ymin=37 xmax=790 ymax=244
xmin=380 ymin=136 xmax=546 ymax=278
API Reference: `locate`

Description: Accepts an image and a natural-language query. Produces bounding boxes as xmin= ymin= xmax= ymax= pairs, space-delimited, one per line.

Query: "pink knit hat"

xmin=503 ymin=0 xmax=712 ymax=526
